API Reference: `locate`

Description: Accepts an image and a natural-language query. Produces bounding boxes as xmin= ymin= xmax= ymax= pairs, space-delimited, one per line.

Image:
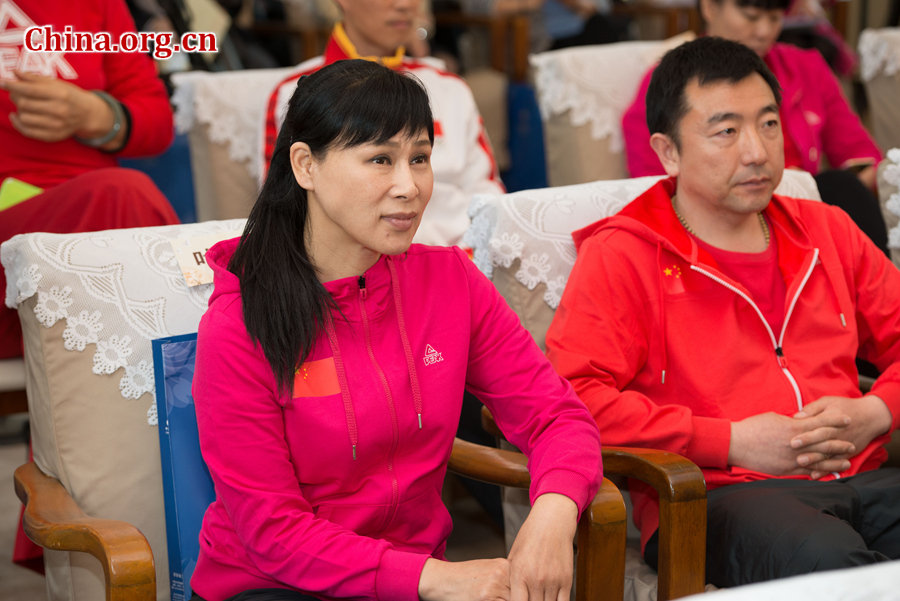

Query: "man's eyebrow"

xmin=706 ymin=104 xmax=779 ymax=126
xmin=707 ymin=112 xmax=740 ymax=126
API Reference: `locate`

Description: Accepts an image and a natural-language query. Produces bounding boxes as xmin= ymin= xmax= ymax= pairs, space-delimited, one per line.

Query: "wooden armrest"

xmin=449 ymin=438 xmax=627 ymax=601
xmin=14 ymin=462 xmax=156 ymax=601
xmin=601 ymin=447 xmax=706 ymax=600
xmin=481 ymin=406 xmax=706 ymax=600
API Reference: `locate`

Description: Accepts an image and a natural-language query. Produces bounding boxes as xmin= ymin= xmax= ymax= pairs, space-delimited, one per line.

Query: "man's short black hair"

xmin=646 ymin=36 xmax=782 ymax=147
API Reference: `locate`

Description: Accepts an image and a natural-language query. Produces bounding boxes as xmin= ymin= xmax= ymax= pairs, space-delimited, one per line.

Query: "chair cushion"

xmin=2 ymin=219 xmax=244 ymax=601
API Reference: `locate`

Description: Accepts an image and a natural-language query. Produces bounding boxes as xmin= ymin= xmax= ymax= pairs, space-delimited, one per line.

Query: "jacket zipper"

xmin=689 ymin=248 xmax=819 ymax=413
xmin=357 ymin=276 xmax=401 ymax=528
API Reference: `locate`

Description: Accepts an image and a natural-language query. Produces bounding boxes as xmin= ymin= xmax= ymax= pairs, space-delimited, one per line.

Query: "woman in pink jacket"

xmin=190 ymin=60 xmax=602 ymax=601
xmin=622 ymin=0 xmax=888 ymax=256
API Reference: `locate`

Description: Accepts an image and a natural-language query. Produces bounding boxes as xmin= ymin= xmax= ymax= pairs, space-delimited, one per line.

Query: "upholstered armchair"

xmin=530 ymin=33 xmax=694 ymax=187
xmin=859 ymin=28 xmax=900 ymax=155
xmin=462 ymin=169 xmax=823 ymax=601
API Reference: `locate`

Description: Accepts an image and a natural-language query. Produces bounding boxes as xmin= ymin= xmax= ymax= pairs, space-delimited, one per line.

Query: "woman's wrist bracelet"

xmin=75 ymin=90 xmax=125 ymax=148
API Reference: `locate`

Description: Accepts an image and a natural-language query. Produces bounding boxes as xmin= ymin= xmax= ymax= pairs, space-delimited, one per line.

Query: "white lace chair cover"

xmin=464 ymin=170 xmax=821 ymax=309
xmin=1 ymin=219 xmax=246 ymax=424
xmin=882 ymin=148 xmax=900 ymax=250
xmin=171 ymin=67 xmax=298 ymax=183
xmin=858 ymin=28 xmax=900 ymax=82
xmin=529 ymin=32 xmax=694 ymax=152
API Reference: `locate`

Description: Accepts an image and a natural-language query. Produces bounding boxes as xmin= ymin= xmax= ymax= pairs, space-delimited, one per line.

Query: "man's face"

xmin=335 ymin=0 xmax=419 ymax=57
xmin=660 ymin=74 xmax=784 ymax=222
xmin=701 ymin=0 xmax=784 ymax=57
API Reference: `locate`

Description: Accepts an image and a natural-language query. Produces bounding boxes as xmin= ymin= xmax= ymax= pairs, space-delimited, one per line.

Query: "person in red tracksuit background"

xmin=0 ymin=0 xmax=179 ymax=360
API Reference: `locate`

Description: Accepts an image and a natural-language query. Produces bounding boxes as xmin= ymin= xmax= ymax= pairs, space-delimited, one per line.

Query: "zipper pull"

xmin=775 ymin=346 xmax=788 ymax=368
xmin=358 ymin=275 xmax=367 ymax=299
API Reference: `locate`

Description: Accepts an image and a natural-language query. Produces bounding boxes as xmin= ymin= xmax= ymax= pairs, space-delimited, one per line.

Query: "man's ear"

xmin=650 ymin=133 xmax=681 ymax=178
xmin=290 ymin=142 xmax=315 ymax=190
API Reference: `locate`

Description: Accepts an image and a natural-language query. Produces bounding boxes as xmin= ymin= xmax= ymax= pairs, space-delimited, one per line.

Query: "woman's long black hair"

xmin=228 ymin=59 xmax=434 ymax=394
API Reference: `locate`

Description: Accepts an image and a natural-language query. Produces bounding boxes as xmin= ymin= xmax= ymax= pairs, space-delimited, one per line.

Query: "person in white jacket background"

xmin=262 ymin=0 xmax=504 ymax=248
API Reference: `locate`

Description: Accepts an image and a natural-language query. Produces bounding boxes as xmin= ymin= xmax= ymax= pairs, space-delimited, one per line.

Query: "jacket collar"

xmin=324 ymin=23 xmax=406 ymax=69
xmin=574 ymin=176 xmax=817 ymax=278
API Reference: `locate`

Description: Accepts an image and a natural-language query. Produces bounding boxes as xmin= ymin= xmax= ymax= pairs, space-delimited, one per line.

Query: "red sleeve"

xmin=622 ymin=67 xmax=666 ymax=178
xmin=101 ymin=0 xmax=173 ymax=157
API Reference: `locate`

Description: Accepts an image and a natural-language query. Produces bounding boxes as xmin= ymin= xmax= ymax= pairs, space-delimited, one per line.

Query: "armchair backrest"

xmin=859 ymin=28 xmax=900 ymax=154
xmin=530 ymin=33 xmax=695 ymax=186
xmin=464 ymin=170 xmax=821 ymax=350
xmin=2 ymin=219 xmax=244 ymax=601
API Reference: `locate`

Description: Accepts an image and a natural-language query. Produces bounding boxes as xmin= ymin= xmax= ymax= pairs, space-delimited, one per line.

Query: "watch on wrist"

xmin=75 ymin=90 xmax=125 ymax=148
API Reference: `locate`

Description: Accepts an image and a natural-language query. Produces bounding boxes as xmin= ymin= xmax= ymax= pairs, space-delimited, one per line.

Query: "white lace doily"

xmin=2 ymin=220 xmax=246 ymax=424
xmin=171 ymin=67 xmax=299 ymax=183
xmin=530 ymin=32 xmax=694 ymax=151
xmin=859 ymin=28 xmax=900 ymax=82
xmin=882 ymin=148 xmax=900 ymax=250
xmin=464 ymin=170 xmax=820 ymax=309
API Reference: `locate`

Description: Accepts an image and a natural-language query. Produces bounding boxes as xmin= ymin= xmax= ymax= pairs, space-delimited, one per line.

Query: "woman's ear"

xmin=650 ymin=133 xmax=681 ymax=178
xmin=699 ymin=0 xmax=717 ymax=28
xmin=290 ymin=141 xmax=316 ymax=190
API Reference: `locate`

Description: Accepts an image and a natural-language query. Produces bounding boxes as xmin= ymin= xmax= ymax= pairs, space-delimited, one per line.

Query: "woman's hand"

xmin=418 ymin=557 xmax=510 ymax=601
xmin=1 ymin=70 xmax=116 ymax=143
xmin=508 ymin=493 xmax=579 ymax=601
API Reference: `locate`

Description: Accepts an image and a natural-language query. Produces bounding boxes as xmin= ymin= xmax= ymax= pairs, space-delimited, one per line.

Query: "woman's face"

xmin=701 ymin=0 xmax=784 ymax=57
xmin=293 ymin=129 xmax=433 ymax=278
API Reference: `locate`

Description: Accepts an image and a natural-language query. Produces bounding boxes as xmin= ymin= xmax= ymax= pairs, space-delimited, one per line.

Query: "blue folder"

xmin=152 ymin=333 xmax=215 ymax=601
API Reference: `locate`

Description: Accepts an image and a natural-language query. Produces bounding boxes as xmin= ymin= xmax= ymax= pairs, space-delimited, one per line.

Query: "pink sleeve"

xmin=622 ymin=67 xmax=666 ymax=178
xmin=810 ymin=51 xmax=882 ymax=169
xmin=457 ymin=248 xmax=602 ymax=512
xmin=101 ymin=0 xmax=173 ymax=157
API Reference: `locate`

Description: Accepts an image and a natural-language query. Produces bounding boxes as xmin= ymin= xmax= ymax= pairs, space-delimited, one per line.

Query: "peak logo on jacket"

xmin=423 ymin=344 xmax=443 ymax=366
xmin=0 ymin=0 xmax=77 ymax=80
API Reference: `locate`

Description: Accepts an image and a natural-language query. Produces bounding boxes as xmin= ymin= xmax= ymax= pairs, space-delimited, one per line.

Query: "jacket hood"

xmin=572 ymin=176 xmax=820 ymax=274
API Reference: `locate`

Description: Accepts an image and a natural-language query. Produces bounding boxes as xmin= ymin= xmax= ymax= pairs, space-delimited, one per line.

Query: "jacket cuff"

xmin=869 ymin=380 xmax=900 ymax=430
xmin=375 ymin=548 xmax=430 ymax=601
xmin=530 ymin=468 xmax=598 ymax=514
xmin=685 ymin=416 xmax=731 ymax=468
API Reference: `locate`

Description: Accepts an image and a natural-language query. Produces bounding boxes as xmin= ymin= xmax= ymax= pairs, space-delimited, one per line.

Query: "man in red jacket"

xmin=546 ymin=36 xmax=900 ymax=587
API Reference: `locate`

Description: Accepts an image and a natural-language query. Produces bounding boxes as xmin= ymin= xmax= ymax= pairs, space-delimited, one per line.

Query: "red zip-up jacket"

xmin=191 ymin=239 xmax=602 ymax=601
xmin=546 ymin=177 xmax=900 ymax=548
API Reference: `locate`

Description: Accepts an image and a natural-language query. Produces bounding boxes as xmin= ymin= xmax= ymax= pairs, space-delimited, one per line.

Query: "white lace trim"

xmin=2 ymin=220 xmax=246 ymax=425
xmin=883 ymin=148 xmax=900 ymax=250
xmin=530 ymin=33 xmax=695 ymax=151
xmin=171 ymin=67 xmax=299 ymax=182
xmin=859 ymin=28 xmax=900 ymax=82
xmin=465 ymin=170 xmax=821 ymax=309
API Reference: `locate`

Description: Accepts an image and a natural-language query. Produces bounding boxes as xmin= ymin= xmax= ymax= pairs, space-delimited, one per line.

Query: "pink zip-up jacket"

xmin=622 ymin=43 xmax=882 ymax=178
xmin=546 ymin=177 xmax=900 ymax=549
xmin=191 ymin=239 xmax=602 ymax=601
